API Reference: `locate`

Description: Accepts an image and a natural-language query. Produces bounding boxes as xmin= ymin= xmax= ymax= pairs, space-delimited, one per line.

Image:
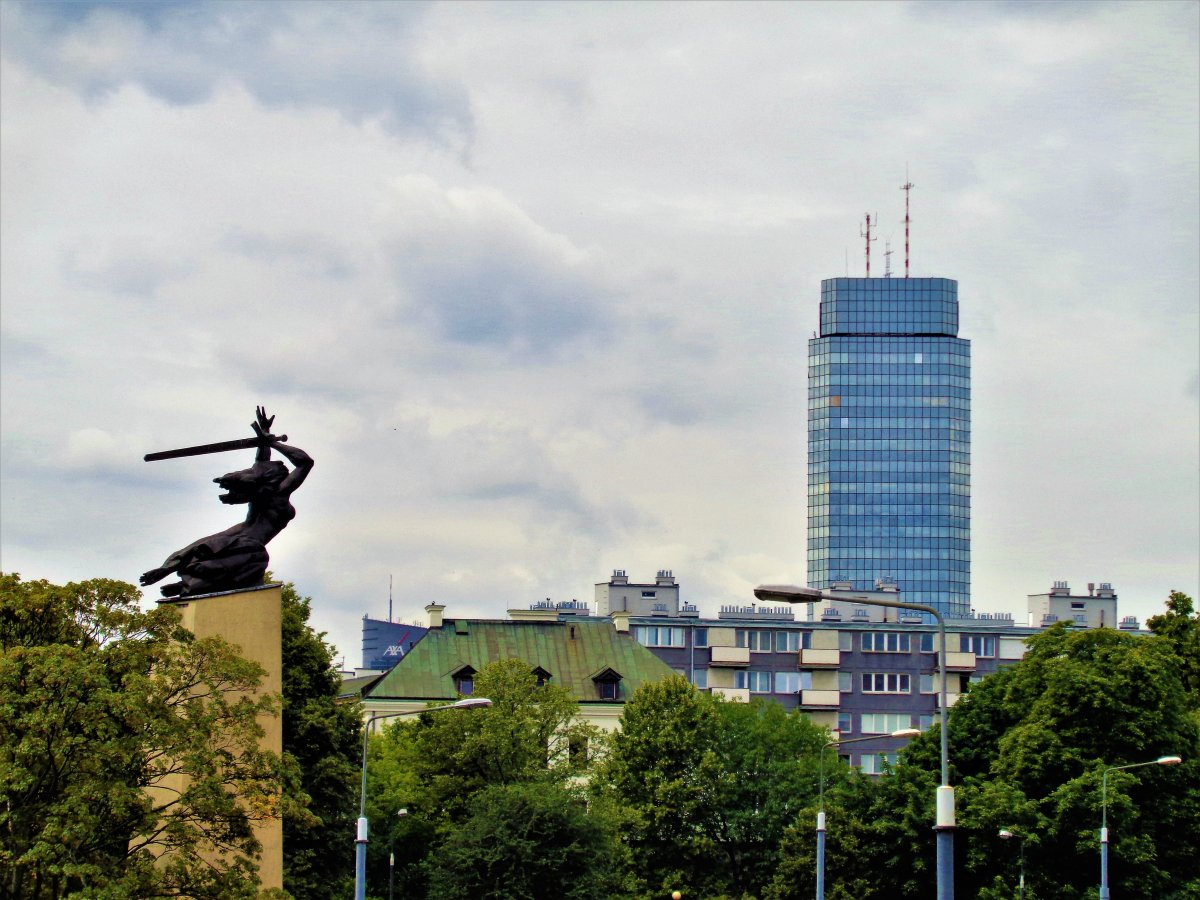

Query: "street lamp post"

xmin=1099 ymin=755 xmax=1182 ymax=899
xmin=389 ymin=808 xmax=408 ymax=900
xmin=355 ymin=698 xmax=493 ymax=900
xmin=998 ymin=829 xmax=1025 ymax=900
xmin=756 ymin=584 xmax=955 ymax=900
xmin=817 ymin=729 xmax=921 ymax=900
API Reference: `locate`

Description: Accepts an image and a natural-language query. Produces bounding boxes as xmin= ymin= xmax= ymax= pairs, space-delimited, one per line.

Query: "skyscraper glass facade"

xmin=808 ymin=277 xmax=970 ymax=617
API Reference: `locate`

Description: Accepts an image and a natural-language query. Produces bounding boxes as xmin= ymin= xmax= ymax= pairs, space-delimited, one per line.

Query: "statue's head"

xmin=214 ymin=460 xmax=288 ymax=504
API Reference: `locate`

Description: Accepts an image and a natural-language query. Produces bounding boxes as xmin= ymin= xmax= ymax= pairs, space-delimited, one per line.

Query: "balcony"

xmin=711 ymin=687 xmax=750 ymax=703
xmin=709 ymin=646 xmax=751 ymax=666
xmin=800 ymin=689 xmax=841 ymax=708
xmin=800 ymin=648 xmax=841 ymax=668
xmin=939 ymin=651 xmax=976 ymax=672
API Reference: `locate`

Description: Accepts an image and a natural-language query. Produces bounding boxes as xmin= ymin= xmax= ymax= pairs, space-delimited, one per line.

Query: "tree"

xmin=898 ymin=622 xmax=1200 ymax=899
xmin=366 ymin=658 xmax=608 ymax=896
xmin=425 ymin=781 xmax=624 ymax=900
xmin=0 ymin=573 xmax=285 ymax=899
xmin=591 ymin=675 xmax=725 ymax=898
xmin=1148 ymin=590 xmax=1200 ymax=708
xmin=278 ymin=581 xmax=362 ymax=900
xmin=594 ymin=676 xmax=827 ymax=899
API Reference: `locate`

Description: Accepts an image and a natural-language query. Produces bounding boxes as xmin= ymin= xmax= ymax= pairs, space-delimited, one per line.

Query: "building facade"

xmin=597 ymin=571 xmax=1139 ymax=771
xmin=360 ymin=616 xmax=429 ymax=670
xmin=808 ymin=277 xmax=971 ymax=618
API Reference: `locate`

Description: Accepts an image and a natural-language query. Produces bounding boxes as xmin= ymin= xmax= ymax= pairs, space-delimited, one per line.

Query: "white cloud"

xmin=2 ymin=0 xmax=1196 ymax=663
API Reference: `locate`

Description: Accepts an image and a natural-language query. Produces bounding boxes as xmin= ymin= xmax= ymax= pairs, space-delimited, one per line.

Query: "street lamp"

xmin=1099 ymin=754 xmax=1182 ymax=899
xmin=389 ymin=808 xmax=408 ymax=900
xmin=817 ymin=729 xmax=921 ymax=900
xmin=998 ymin=829 xmax=1025 ymax=900
xmin=756 ymin=584 xmax=955 ymax=900
xmin=355 ymin=698 xmax=493 ymax=900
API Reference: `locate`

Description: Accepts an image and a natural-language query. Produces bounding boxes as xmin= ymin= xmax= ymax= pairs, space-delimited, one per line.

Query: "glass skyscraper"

xmin=807 ymin=277 xmax=970 ymax=617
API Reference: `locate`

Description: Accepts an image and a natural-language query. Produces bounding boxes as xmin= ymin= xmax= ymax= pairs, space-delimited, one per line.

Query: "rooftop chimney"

xmin=425 ymin=603 xmax=446 ymax=628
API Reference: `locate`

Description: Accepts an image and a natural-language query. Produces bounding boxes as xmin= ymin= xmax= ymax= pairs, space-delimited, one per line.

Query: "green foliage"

xmin=897 ymin=618 xmax=1200 ymax=899
xmin=425 ymin=781 xmax=624 ymax=900
xmin=1148 ymin=590 xmax=1200 ymax=708
xmin=364 ymin=658 xmax=612 ymax=898
xmin=594 ymin=676 xmax=827 ymax=899
xmin=0 ymin=573 xmax=285 ymax=899
xmin=278 ymin=581 xmax=362 ymax=900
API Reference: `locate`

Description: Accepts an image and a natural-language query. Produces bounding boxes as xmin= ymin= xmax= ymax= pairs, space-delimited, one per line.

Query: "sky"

xmin=1 ymin=0 xmax=1197 ymax=668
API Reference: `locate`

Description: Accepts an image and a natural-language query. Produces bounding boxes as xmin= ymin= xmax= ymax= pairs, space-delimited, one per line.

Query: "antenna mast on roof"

xmin=884 ymin=239 xmax=893 ymax=278
xmin=388 ymin=574 xmax=393 ymax=623
xmin=901 ymin=170 xmax=914 ymax=278
xmin=860 ymin=213 xmax=878 ymax=277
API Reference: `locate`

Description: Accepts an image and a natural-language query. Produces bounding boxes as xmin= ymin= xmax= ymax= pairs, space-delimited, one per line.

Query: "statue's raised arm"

xmin=140 ymin=408 xmax=314 ymax=598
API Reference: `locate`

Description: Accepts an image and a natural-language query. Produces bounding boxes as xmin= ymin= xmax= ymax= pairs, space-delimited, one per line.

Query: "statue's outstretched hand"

xmin=254 ymin=406 xmax=275 ymax=437
xmin=141 ymin=567 xmax=170 ymax=586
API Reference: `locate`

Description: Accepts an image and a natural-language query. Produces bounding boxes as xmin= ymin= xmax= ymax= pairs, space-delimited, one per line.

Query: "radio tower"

xmin=884 ymin=239 xmax=893 ymax=278
xmin=861 ymin=213 xmax=878 ymax=277
xmin=901 ymin=174 xmax=914 ymax=278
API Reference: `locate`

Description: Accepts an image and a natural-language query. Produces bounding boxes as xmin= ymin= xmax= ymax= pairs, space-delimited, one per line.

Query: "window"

xmin=837 ymin=712 xmax=853 ymax=735
xmin=1070 ymin=601 xmax=1085 ymax=610
xmin=593 ymin=667 xmax=622 ymax=700
xmin=860 ymin=712 xmax=913 ymax=734
xmin=838 ymin=671 xmax=853 ymax=693
xmin=568 ymin=736 xmax=589 ymax=771
xmin=454 ymin=666 xmax=476 ymax=696
xmin=960 ymin=635 xmax=996 ymax=657
xmin=776 ymin=631 xmax=810 ymax=652
xmin=920 ymin=633 xmax=936 ymax=653
xmin=861 ymin=673 xmax=911 ymax=694
xmin=634 ymin=625 xmax=685 ymax=647
xmin=774 ymin=671 xmax=811 ymax=694
xmin=920 ymin=674 xmax=936 ymax=694
xmin=736 ymin=630 xmax=772 ymax=652
xmin=532 ymin=666 xmax=552 ymax=687
xmin=735 ymin=670 xmax=772 ymax=693
xmin=641 ymin=590 xmax=657 ymax=598
xmin=839 ymin=631 xmax=853 ymax=651
xmin=862 ymin=632 xmax=911 ymax=653
xmin=691 ymin=669 xmax=708 ymax=690
xmin=919 ymin=714 xmax=934 ymax=731
xmin=859 ymin=752 xmax=898 ymax=775
xmin=693 ymin=628 xmax=709 ymax=648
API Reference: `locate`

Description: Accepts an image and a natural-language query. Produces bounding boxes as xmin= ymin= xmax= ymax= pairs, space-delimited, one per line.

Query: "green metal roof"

xmin=363 ymin=618 xmax=676 ymax=703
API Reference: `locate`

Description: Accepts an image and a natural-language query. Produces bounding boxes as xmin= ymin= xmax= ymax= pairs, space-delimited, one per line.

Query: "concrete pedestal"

xmin=159 ymin=583 xmax=283 ymax=892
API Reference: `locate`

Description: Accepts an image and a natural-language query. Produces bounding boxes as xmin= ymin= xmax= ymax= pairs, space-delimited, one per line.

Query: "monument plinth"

xmin=158 ymin=583 xmax=284 ymax=891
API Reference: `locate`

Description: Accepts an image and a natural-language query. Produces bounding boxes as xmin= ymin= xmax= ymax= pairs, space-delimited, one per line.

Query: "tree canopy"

xmin=364 ymin=658 xmax=614 ymax=897
xmin=0 ymin=573 xmax=286 ymax=899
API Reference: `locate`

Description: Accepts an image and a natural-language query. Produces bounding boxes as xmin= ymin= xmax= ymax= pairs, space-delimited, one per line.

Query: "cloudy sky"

xmin=2 ymin=0 xmax=1196 ymax=666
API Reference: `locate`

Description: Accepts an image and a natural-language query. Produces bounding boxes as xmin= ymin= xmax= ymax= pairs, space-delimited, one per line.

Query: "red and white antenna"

xmin=860 ymin=213 xmax=878 ymax=277
xmin=901 ymin=173 xmax=914 ymax=278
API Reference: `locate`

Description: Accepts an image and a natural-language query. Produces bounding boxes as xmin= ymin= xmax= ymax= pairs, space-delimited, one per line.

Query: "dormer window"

xmin=590 ymin=667 xmax=623 ymax=701
xmin=452 ymin=664 xmax=476 ymax=696
xmin=532 ymin=666 xmax=552 ymax=687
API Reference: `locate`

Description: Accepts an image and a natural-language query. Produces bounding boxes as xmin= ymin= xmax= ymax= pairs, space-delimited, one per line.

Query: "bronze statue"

xmin=141 ymin=407 xmax=313 ymax=598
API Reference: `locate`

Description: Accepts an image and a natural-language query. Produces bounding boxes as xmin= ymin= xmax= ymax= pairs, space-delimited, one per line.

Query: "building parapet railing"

xmin=1118 ymin=616 xmax=1140 ymax=630
xmin=678 ymin=604 xmax=700 ymax=618
xmin=529 ymin=599 xmax=590 ymax=612
xmin=717 ymin=605 xmax=795 ymax=621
